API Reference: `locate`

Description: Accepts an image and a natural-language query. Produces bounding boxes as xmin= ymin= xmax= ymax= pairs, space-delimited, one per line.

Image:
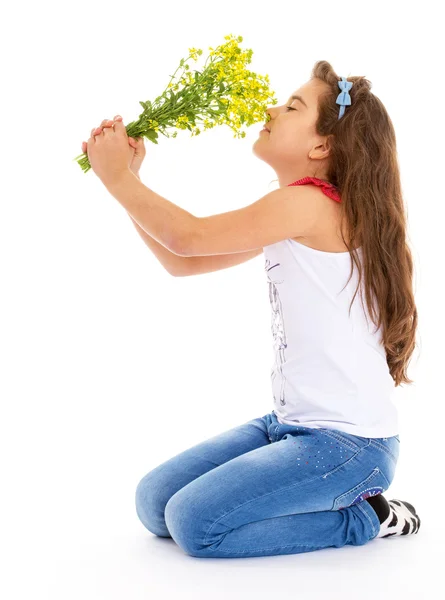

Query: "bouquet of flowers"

xmin=73 ymin=34 xmax=277 ymax=173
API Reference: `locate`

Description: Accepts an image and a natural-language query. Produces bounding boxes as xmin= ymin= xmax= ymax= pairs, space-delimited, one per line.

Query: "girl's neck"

xmin=278 ymin=171 xmax=330 ymax=188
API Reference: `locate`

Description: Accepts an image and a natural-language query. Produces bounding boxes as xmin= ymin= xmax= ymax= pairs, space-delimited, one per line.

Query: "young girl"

xmin=84 ymin=60 xmax=420 ymax=558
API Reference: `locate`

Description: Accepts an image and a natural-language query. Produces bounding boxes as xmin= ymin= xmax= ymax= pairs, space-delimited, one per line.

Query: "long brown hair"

xmin=310 ymin=60 xmax=418 ymax=386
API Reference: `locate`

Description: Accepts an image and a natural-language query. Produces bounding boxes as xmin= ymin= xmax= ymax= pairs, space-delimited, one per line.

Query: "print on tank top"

xmin=265 ymin=257 xmax=288 ymax=406
xmin=264 ymin=177 xmax=340 ymax=409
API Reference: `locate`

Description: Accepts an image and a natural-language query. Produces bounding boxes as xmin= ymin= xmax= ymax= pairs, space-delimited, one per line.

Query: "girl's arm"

xmin=127 ymin=174 xmax=263 ymax=276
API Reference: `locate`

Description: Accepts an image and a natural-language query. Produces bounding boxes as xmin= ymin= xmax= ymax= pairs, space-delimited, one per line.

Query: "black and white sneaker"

xmin=376 ymin=499 xmax=421 ymax=538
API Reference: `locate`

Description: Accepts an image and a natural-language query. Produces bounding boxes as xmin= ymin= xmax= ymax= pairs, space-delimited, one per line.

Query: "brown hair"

xmin=309 ymin=60 xmax=418 ymax=386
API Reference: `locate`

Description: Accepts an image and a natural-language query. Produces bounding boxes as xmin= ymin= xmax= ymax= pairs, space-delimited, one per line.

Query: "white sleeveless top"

xmin=263 ymin=178 xmax=398 ymax=438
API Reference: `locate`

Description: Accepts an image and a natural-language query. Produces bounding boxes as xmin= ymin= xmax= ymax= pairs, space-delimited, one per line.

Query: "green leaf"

xmin=146 ymin=129 xmax=159 ymax=141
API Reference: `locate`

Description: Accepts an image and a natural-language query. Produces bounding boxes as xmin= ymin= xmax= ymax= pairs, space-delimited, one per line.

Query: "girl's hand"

xmin=81 ymin=116 xmax=146 ymax=178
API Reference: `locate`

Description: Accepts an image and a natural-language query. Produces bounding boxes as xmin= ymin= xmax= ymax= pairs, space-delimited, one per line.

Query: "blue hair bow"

xmin=336 ymin=77 xmax=353 ymax=119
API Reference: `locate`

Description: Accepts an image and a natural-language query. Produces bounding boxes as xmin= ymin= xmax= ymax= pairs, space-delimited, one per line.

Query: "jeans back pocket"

xmin=332 ymin=466 xmax=390 ymax=511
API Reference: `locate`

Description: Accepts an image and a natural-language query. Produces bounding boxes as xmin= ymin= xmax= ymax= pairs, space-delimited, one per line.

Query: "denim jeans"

xmin=135 ymin=410 xmax=400 ymax=558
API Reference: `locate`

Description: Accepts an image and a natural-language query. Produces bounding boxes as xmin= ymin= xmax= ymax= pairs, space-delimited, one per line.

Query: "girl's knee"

xmin=135 ymin=472 xmax=171 ymax=538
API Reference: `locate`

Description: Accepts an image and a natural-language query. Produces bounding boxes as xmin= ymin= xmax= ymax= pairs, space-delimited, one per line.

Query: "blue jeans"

xmin=135 ymin=410 xmax=400 ymax=558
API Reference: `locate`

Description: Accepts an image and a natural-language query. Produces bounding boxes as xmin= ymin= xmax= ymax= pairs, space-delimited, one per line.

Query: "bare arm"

xmin=127 ymin=174 xmax=263 ymax=276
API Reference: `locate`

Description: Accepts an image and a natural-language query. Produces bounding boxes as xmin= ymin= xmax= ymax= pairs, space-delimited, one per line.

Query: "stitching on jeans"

xmin=201 ymin=542 xmax=319 ymax=555
xmin=332 ymin=467 xmax=390 ymax=510
xmin=320 ymin=447 xmax=363 ymax=479
xmin=356 ymin=500 xmax=378 ymax=538
xmin=333 ymin=467 xmax=380 ymax=505
xmin=317 ymin=429 xmax=364 ymax=452
xmin=369 ymin=440 xmax=398 ymax=464
xmin=269 ymin=424 xmax=279 ymax=442
xmin=321 ymin=431 xmax=360 ymax=450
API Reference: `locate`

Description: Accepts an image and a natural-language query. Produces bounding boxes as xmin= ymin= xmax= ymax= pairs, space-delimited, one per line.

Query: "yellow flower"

xmin=75 ymin=33 xmax=277 ymax=173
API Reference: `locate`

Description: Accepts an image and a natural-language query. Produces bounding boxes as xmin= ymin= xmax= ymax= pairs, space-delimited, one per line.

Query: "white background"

xmin=1 ymin=0 xmax=442 ymax=598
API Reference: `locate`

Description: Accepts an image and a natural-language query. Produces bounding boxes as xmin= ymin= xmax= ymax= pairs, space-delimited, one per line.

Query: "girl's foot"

xmin=372 ymin=497 xmax=421 ymax=538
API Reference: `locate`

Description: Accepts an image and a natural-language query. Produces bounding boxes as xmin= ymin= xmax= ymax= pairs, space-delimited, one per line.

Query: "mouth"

xmin=261 ymin=126 xmax=270 ymax=132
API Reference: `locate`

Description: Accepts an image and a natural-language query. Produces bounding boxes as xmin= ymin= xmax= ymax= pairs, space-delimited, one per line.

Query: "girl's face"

xmin=252 ymin=78 xmax=332 ymax=187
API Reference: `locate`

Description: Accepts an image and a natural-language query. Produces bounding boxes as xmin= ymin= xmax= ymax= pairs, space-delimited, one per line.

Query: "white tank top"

xmin=263 ymin=177 xmax=398 ymax=438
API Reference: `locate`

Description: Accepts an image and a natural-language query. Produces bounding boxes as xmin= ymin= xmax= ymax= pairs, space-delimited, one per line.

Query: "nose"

xmin=266 ymin=104 xmax=278 ymax=122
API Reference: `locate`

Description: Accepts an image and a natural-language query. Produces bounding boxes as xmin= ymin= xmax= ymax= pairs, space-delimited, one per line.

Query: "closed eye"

xmin=286 ymin=106 xmax=297 ymax=112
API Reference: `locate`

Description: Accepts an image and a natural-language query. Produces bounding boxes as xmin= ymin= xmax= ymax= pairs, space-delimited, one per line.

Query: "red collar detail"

xmin=287 ymin=176 xmax=341 ymax=203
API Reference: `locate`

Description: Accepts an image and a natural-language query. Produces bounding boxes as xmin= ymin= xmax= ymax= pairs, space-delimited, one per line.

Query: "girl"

xmin=83 ymin=60 xmax=420 ymax=558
